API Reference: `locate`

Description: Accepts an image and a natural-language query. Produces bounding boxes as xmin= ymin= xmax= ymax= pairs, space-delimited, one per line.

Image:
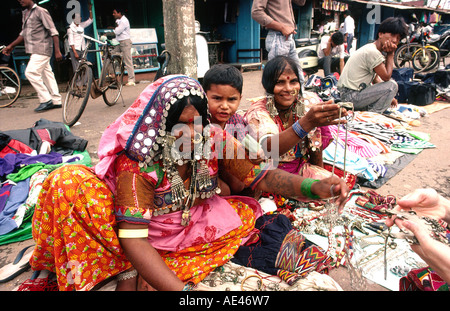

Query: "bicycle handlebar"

xmin=83 ymin=34 xmax=107 ymax=46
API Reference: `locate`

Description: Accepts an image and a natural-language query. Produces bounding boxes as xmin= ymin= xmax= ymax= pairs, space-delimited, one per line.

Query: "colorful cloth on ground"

xmin=0 ymin=178 xmax=30 ymax=235
xmin=353 ymin=111 xmax=401 ymax=129
xmin=400 ymin=267 xmax=449 ymax=291
xmin=231 ymin=214 xmax=331 ymax=285
xmin=324 ymin=125 xmax=384 ymax=158
xmin=323 ymin=139 xmax=378 ymax=181
xmin=12 ymin=169 xmax=48 ymax=230
xmin=30 ymin=165 xmax=132 ymax=291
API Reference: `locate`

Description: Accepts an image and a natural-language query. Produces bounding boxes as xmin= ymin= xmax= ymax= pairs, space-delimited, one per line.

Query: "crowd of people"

xmin=1 ymin=0 xmax=449 ymax=292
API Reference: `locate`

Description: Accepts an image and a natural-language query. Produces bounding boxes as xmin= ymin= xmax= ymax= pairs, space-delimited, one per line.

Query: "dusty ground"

xmin=0 ymin=69 xmax=449 ymax=291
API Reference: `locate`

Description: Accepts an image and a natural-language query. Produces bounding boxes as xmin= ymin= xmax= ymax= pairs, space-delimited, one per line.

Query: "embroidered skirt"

xmin=30 ymin=165 xmax=132 ymax=291
xmin=157 ymin=197 xmax=258 ymax=285
xmin=30 ymin=165 xmax=258 ymax=289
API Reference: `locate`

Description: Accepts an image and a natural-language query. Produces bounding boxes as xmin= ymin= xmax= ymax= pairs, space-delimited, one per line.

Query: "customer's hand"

xmin=386 ymin=191 xmax=450 ymax=284
xmin=386 ymin=189 xmax=448 ymax=228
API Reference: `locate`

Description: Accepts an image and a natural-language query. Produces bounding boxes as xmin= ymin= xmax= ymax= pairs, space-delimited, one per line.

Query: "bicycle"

xmin=0 ymin=45 xmax=22 ymax=108
xmin=63 ymin=34 xmax=124 ymax=127
xmin=394 ymin=33 xmax=422 ymax=69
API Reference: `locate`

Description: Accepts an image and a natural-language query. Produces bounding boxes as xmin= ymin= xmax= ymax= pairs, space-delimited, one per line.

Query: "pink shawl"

xmin=94 ymin=75 xmax=178 ymax=192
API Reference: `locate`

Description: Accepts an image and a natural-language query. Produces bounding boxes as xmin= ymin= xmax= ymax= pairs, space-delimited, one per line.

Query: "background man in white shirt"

xmin=343 ymin=10 xmax=355 ymax=54
xmin=67 ymin=4 xmax=93 ymax=72
xmin=318 ymin=31 xmax=348 ymax=76
xmin=113 ymin=7 xmax=135 ymax=86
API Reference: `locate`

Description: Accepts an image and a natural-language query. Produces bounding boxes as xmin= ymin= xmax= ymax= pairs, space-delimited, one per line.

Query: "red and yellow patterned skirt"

xmin=30 ymin=165 xmax=257 ymax=290
xmin=30 ymin=165 xmax=132 ymax=291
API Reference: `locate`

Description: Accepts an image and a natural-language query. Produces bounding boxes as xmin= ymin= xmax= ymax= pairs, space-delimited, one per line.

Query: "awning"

xmin=340 ymin=0 xmax=450 ymax=14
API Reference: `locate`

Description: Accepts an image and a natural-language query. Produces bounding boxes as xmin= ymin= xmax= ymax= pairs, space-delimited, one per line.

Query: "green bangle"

xmin=301 ymin=178 xmax=321 ymax=199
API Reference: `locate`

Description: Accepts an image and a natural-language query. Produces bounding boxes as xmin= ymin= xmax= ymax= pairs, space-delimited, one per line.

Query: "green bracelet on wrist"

xmin=301 ymin=178 xmax=321 ymax=199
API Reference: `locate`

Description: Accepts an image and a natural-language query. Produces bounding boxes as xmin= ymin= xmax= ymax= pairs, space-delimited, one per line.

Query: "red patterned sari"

xmin=30 ymin=131 xmax=270 ymax=290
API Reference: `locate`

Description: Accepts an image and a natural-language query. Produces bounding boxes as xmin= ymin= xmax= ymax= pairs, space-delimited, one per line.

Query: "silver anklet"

xmin=117 ymin=269 xmax=138 ymax=281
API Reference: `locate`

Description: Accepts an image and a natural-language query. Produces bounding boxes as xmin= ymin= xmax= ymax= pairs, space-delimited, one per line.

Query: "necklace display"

xmin=320 ymin=102 xmax=369 ymax=289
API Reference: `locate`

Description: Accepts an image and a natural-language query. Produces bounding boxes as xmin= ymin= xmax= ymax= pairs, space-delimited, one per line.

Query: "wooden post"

xmin=162 ymin=0 xmax=198 ymax=79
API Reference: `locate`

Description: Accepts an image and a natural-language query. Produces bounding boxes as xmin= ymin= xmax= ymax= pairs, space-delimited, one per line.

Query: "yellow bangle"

xmin=118 ymin=229 xmax=148 ymax=238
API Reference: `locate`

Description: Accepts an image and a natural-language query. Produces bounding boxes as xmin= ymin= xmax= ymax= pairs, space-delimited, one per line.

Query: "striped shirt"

xmin=19 ymin=4 xmax=59 ymax=57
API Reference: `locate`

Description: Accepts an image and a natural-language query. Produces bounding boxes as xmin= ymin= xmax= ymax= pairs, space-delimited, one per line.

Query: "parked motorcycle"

xmin=295 ymin=30 xmax=323 ymax=77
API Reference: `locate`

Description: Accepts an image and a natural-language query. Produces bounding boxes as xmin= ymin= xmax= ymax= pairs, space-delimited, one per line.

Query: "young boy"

xmin=202 ymin=64 xmax=249 ymax=194
xmin=202 ymin=64 xmax=246 ymax=138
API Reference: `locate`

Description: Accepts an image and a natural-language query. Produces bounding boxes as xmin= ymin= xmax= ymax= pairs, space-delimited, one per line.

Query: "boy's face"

xmin=207 ymin=84 xmax=241 ymax=127
xmin=378 ymin=32 xmax=401 ymax=52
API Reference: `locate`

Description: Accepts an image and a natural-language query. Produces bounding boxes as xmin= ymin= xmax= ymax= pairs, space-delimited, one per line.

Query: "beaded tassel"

xmin=197 ymin=161 xmax=212 ymax=191
xmin=170 ymin=173 xmax=188 ymax=207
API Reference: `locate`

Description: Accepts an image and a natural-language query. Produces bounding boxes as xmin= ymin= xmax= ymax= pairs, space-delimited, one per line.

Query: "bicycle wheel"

xmin=412 ymin=48 xmax=433 ymax=73
xmin=394 ymin=43 xmax=421 ymax=68
xmin=0 ymin=66 xmax=21 ymax=108
xmin=102 ymin=55 xmax=124 ymax=106
xmin=426 ymin=48 xmax=440 ymax=71
xmin=63 ymin=63 xmax=93 ymax=127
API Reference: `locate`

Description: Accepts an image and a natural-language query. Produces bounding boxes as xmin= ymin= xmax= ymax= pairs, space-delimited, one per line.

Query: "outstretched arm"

xmin=256 ymin=168 xmax=349 ymax=210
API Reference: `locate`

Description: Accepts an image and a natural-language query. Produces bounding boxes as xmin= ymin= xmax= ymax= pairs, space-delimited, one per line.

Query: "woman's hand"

xmin=311 ymin=175 xmax=349 ymax=211
xmin=300 ymin=100 xmax=348 ymax=132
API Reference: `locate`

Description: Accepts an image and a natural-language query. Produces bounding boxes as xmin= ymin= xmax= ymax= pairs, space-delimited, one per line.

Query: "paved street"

xmin=1 ymin=69 xmax=450 ymax=291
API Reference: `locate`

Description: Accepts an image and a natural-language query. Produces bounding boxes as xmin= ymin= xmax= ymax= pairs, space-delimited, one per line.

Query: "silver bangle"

xmin=117 ymin=269 xmax=138 ymax=281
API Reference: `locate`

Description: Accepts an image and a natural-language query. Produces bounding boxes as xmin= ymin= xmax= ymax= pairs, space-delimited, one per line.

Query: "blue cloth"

xmin=0 ymin=183 xmax=14 ymax=214
xmin=0 ymin=178 xmax=30 ymax=235
xmin=231 ymin=214 xmax=312 ymax=275
xmin=323 ymin=140 xmax=378 ymax=181
xmin=0 ymin=152 xmax=63 ymax=177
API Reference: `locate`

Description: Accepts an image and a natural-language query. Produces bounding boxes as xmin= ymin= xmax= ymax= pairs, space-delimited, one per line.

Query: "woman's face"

xmin=273 ymin=66 xmax=301 ymax=109
xmin=171 ymin=104 xmax=202 ymax=154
